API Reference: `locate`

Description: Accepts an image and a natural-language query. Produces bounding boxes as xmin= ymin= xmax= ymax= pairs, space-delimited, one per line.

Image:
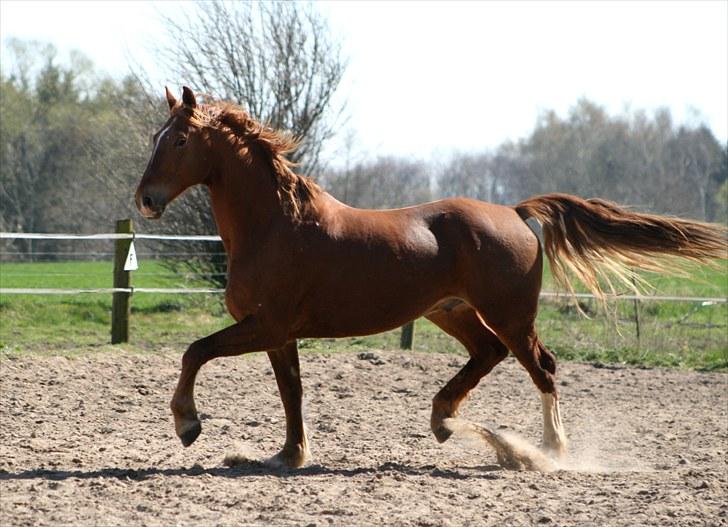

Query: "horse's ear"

xmin=182 ymin=86 xmax=197 ymax=108
xmin=165 ymin=86 xmax=177 ymax=112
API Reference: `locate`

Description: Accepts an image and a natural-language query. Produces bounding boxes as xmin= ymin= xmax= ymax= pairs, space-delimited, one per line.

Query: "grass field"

xmin=0 ymin=259 xmax=726 ymax=370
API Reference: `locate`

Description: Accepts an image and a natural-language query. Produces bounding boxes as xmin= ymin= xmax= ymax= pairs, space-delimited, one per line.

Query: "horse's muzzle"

xmin=136 ymin=190 xmax=166 ymax=220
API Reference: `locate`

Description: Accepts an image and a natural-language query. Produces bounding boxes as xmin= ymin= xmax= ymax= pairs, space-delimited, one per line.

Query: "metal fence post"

xmin=400 ymin=320 xmax=415 ymax=350
xmin=111 ymin=219 xmax=133 ymax=344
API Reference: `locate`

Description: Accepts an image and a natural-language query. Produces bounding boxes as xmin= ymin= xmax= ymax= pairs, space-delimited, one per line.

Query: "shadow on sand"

xmin=0 ymin=460 xmax=502 ymax=483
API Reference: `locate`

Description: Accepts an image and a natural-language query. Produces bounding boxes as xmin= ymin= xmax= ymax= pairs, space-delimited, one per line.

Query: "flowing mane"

xmin=181 ymin=100 xmax=321 ymax=220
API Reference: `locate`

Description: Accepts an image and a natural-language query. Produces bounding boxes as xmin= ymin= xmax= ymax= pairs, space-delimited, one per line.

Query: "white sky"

xmin=1 ymin=0 xmax=726 ymax=164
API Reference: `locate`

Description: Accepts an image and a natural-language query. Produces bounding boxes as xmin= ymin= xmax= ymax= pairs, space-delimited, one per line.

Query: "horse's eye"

xmin=175 ymin=136 xmax=187 ymax=147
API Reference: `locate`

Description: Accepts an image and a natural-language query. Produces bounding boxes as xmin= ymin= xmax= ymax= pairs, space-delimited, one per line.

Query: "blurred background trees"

xmin=0 ymin=40 xmax=150 ymax=258
xmin=156 ymin=0 xmax=346 ymax=177
xmin=323 ymin=156 xmax=432 ymax=209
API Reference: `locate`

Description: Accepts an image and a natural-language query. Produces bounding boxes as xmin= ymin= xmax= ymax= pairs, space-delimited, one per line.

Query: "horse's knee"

xmin=505 ymin=333 xmax=558 ymax=394
xmin=181 ymin=340 xmax=205 ymax=370
xmin=518 ymin=347 xmax=557 ymax=394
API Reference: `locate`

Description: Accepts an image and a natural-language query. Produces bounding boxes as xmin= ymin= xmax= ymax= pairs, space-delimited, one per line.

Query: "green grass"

xmin=0 ymin=260 xmax=231 ymax=351
xmin=0 ymin=259 xmax=726 ymax=370
xmin=536 ymin=259 xmax=727 ymax=369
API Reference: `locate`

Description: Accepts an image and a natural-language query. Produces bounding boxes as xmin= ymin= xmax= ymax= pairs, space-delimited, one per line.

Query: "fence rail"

xmin=2 ymin=226 xmax=726 ymax=347
xmin=1 ymin=232 xmax=222 ymax=241
xmin=1 ymin=287 xmax=724 ymax=304
xmin=0 ymin=287 xmax=226 ymax=295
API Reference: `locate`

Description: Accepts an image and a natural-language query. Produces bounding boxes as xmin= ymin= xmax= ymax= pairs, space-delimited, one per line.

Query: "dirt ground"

xmin=1 ymin=348 xmax=726 ymax=526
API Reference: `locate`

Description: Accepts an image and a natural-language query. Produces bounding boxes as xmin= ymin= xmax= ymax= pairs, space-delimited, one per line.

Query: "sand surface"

xmin=1 ymin=349 xmax=726 ymax=526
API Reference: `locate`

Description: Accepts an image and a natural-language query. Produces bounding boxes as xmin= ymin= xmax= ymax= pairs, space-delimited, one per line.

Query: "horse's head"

xmin=135 ymin=86 xmax=211 ymax=219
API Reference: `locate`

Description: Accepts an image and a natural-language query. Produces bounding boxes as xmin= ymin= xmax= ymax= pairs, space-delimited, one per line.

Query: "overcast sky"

xmin=1 ymin=0 xmax=726 ymax=164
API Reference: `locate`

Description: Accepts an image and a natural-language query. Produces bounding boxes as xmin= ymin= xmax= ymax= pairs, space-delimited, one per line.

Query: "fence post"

xmin=400 ymin=321 xmax=415 ymax=350
xmin=631 ymin=275 xmax=641 ymax=350
xmin=111 ymin=219 xmax=133 ymax=344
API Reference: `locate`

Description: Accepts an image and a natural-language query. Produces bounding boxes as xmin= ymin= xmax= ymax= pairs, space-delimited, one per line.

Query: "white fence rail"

xmin=1 ymin=225 xmax=229 ymax=343
xmin=2 ymin=230 xmax=725 ymax=301
xmin=0 ymin=288 xmax=225 ymax=295
xmin=1 ymin=287 xmax=725 ymax=304
xmin=0 ymin=232 xmax=222 ymax=241
xmin=2 ymin=227 xmax=726 ymax=347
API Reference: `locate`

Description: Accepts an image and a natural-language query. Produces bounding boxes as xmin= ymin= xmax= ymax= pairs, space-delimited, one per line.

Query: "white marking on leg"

xmin=541 ymin=392 xmax=568 ymax=456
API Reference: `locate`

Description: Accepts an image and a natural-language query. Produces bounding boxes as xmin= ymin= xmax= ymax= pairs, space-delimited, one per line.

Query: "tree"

xmin=715 ymin=144 xmax=728 ymax=224
xmin=0 ymin=40 xmax=161 ymax=261
xmin=0 ymin=42 xmax=92 ymax=255
xmin=324 ymin=156 xmax=432 ymax=209
xmin=437 ymin=151 xmax=510 ymax=204
xmin=157 ymin=0 xmax=346 ymax=176
xmin=501 ymin=100 xmax=725 ymax=221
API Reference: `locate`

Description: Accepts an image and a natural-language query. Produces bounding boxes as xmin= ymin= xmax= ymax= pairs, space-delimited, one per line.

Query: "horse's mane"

xmin=181 ymin=101 xmax=321 ymax=221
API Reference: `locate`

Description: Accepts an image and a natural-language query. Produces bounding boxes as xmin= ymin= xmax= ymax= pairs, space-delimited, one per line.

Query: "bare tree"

xmin=324 ymin=156 xmax=432 ymax=209
xmin=157 ymin=0 xmax=346 ymax=176
xmin=503 ymin=101 xmax=724 ymax=220
xmin=437 ymin=152 xmax=505 ymax=204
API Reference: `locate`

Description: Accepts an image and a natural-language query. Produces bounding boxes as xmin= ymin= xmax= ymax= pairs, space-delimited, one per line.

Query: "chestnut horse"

xmin=135 ymin=87 xmax=727 ymax=469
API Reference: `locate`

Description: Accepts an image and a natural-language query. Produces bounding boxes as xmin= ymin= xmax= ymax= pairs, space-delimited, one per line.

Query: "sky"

xmin=1 ymin=0 xmax=726 ymax=165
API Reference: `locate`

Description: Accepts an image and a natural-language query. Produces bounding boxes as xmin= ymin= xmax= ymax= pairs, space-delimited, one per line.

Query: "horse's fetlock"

xmin=170 ymin=394 xmax=196 ymax=418
xmin=268 ymin=441 xmax=310 ymax=469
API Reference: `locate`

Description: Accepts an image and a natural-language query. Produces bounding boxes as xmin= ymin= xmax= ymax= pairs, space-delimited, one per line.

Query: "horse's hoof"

xmin=433 ymin=424 xmax=454 ymax=443
xmin=541 ymin=437 xmax=568 ymax=459
xmin=266 ymin=444 xmax=309 ymax=469
xmin=541 ymin=444 xmax=567 ymax=460
xmin=179 ymin=420 xmax=202 ymax=447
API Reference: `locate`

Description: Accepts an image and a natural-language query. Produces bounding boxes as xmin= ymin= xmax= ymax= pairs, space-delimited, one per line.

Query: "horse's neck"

xmin=207 ymin=148 xmax=284 ymax=256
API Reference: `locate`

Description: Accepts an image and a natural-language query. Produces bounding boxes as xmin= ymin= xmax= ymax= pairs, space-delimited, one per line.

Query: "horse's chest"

xmin=224 ymin=273 xmax=261 ymax=322
xmin=224 ymin=263 xmax=289 ymax=322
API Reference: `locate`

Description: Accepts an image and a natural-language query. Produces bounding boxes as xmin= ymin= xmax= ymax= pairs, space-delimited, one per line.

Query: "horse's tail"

xmin=514 ymin=193 xmax=728 ymax=300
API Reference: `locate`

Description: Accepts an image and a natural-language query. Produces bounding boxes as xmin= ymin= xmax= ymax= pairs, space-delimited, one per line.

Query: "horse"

xmin=135 ymin=86 xmax=727 ymax=469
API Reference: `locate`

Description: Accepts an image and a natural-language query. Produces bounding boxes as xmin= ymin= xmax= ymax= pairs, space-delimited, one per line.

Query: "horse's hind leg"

xmin=266 ymin=340 xmax=310 ymax=468
xmin=496 ymin=327 xmax=567 ymax=456
xmin=426 ymin=301 xmax=509 ymax=443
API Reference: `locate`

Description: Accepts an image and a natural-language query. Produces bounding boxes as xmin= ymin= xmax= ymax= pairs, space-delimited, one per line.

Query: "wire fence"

xmin=1 ymin=228 xmax=726 ymax=351
xmin=2 ymin=230 xmax=726 ymax=298
xmin=0 ymin=232 xmax=222 ymax=241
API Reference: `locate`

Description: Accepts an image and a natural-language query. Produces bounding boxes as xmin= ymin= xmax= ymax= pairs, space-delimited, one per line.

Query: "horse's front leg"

xmin=171 ymin=314 xmax=286 ymax=447
xmin=266 ymin=341 xmax=310 ymax=468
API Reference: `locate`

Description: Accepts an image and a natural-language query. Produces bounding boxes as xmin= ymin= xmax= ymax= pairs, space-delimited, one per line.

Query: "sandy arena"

xmin=1 ymin=349 xmax=726 ymax=526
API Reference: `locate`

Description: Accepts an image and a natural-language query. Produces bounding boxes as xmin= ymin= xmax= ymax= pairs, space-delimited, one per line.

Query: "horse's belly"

xmin=293 ymin=273 xmax=451 ymax=338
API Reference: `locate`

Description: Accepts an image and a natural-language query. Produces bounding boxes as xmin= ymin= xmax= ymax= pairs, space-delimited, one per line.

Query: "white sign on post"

xmin=123 ymin=241 xmax=138 ymax=271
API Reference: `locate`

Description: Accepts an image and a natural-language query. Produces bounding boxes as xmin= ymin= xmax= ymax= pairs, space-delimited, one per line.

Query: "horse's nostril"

xmin=142 ymin=196 xmax=153 ymax=209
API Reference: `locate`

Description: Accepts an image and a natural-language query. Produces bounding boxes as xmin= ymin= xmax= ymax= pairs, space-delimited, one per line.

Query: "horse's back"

xmin=317 ymin=194 xmax=541 ymax=290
